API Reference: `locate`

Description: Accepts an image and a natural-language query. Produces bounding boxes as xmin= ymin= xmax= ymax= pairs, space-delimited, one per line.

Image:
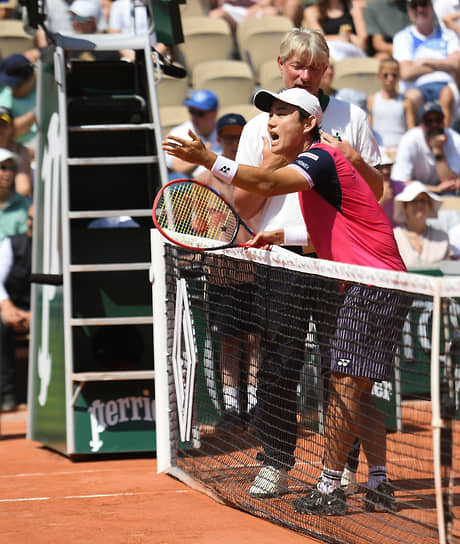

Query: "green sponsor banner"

xmin=29 ymin=54 xmax=67 ymax=452
xmin=74 ymin=381 xmax=155 ymax=454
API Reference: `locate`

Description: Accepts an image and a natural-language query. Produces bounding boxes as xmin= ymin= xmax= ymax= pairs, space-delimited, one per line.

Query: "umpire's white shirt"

xmin=236 ymin=95 xmax=381 ymax=243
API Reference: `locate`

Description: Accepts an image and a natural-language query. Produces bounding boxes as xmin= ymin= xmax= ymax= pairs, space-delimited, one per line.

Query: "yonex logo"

xmin=220 ymin=165 xmax=231 ymax=174
xmin=337 ymin=359 xmax=351 ymax=367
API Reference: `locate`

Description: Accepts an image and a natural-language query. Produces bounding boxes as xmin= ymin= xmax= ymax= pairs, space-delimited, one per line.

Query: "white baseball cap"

xmin=0 ymin=147 xmax=18 ymax=165
xmin=393 ymin=181 xmax=441 ymax=224
xmin=253 ymin=88 xmax=323 ymax=126
xmin=70 ymin=0 xmax=101 ymax=19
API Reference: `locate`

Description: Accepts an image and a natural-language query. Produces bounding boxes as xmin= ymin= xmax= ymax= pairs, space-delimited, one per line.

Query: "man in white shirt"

xmin=393 ymin=0 xmax=460 ymax=113
xmin=234 ymin=28 xmax=384 ymax=502
xmin=392 ymin=101 xmax=460 ymax=194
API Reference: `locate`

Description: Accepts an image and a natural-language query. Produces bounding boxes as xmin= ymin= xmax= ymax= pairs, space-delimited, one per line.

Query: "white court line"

xmin=0 ymin=469 xmax=122 ymax=479
xmin=0 ymin=490 xmax=191 ymax=503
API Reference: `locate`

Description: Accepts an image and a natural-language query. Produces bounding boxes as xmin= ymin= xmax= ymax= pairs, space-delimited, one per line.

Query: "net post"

xmin=151 ymin=229 xmax=172 ymax=472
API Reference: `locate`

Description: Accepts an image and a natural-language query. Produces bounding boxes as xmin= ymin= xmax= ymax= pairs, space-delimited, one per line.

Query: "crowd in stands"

xmin=2 ymin=0 xmax=460 ymax=412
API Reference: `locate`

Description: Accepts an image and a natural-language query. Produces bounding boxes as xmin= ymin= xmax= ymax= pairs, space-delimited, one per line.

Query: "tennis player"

xmin=162 ymin=87 xmax=410 ymax=515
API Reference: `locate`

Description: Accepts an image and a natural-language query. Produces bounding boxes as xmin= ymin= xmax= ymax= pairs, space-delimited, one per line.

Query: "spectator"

xmin=393 ymin=181 xmax=450 ymax=266
xmin=391 ymin=101 xmax=460 ymax=194
xmin=197 ymin=113 xmax=260 ymax=429
xmin=434 ymin=0 xmax=460 ymax=33
xmin=319 ymin=58 xmax=337 ymax=96
xmin=439 ymin=73 xmax=460 ymax=128
xmin=378 ymin=148 xmax=407 ymax=226
xmin=0 ymin=54 xmax=37 ymax=160
xmin=108 ymin=0 xmax=168 ymax=61
xmin=448 ymin=221 xmax=460 ymax=258
xmin=0 ymin=203 xmax=32 ymax=412
xmin=393 ymin=0 xmax=460 ymax=115
xmin=0 ymin=148 xmax=29 ymax=242
xmin=364 ymin=0 xmax=410 ymax=58
xmin=0 ymin=107 xmax=32 ymax=198
xmin=166 ymin=90 xmax=221 ymax=180
xmin=303 ymin=0 xmax=368 ymax=61
xmin=208 ymin=0 xmax=279 ymax=35
xmin=367 ymin=57 xmax=416 ymax=158
xmin=36 ymin=0 xmax=74 ymax=48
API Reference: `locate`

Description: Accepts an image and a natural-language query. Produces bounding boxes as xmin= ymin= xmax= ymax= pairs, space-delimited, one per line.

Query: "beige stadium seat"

xmin=218 ymin=103 xmax=260 ymax=122
xmin=259 ymin=60 xmax=283 ymax=93
xmin=236 ymin=16 xmax=292 ymax=80
xmin=156 ymin=74 xmax=190 ymax=107
xmin=0 ymin=20 xmax=35 ymax=59
xmin=160 ymin=105 xmax=189 ymax=137
xmin=192 ymin=60 xmax=255 ymax=107
xmin=332 ymin=57 xmax=380 ymax=95
xmin=178 ymin=16 xmax=233 ymax=73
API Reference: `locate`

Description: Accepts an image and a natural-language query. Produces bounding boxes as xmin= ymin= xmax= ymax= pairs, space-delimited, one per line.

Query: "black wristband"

xmin=434 ymin=153 xmax=444 ymax=161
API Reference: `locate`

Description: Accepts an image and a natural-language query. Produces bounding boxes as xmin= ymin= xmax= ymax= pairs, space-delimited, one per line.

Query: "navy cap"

xmin=418 ymin=101 xmax=443 ymax=123
xmin=184 ymin=89 xmax=218 ymax=111
xmin=216 ymin=113 xmax=246 ymax=134
xmin=0 ymin=54 xmax=34 ymax=88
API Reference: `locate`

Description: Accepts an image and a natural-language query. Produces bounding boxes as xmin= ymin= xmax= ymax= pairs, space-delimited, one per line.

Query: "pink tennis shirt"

xmin=289 ymin=143 xmax=406 ymax=272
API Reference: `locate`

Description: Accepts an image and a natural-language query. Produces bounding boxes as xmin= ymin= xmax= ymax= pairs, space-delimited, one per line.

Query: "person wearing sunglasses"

xmin=165 ymin=89 xmax=221 ymax=181
xmin=392 ymin=0 xmax=460 ymax=117
xmin=0 ymin=148 xmax=29 ymax=244
xmin=392 ymin=101 xmax=460 ymax=194
xmin=367 ymin=57 xmax=416 ymax=158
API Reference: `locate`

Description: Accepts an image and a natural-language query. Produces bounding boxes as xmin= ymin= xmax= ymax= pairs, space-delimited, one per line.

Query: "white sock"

xmin=317 ymin=467 xmax=343 ymax=494
xmin=222 ymin=386 xmax=239 ymax=412
xmin=368 ymin=466 xmax=387 ymax=490
xmin=247 ymin=385 xmax=257 ymax=411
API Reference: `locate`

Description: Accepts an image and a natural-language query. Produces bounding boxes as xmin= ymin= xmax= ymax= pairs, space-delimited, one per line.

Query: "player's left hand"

xmin=247 ymin=229 xmax=285 ymax=250
xmin=321 ymin=131 xmax=358 ymax=163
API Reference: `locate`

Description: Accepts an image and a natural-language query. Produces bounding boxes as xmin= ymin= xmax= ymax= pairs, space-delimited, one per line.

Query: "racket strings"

xmin=157 ymin=182 xmax=238 ymax=243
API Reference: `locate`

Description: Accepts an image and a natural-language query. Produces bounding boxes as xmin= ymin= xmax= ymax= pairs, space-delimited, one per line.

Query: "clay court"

xmin=0 ymin=408 xmax=319 ymax=544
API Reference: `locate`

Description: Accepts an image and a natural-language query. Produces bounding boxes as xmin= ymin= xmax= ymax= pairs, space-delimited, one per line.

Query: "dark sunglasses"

xmin=188 ymin=108 xmax=207 ymax=118
xmin=408 ymin=0 xmax=430 ymax=8
xmin=0 ymin=163 xmax=16 ymax=172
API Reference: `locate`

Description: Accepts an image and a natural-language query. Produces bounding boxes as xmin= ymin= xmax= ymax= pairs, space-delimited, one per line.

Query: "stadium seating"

xmin=332 ymin=57 xmax=380 ymax=95
xmin=218 ymin=103 xmax=260 ymax=121
xmin=178 ymin=16 xmax=233 ymax=74
xmin=179 ymin=0 xmax=206 ymax=18
xmin=156 ymin=73 xmax=190 ymax=107
xmin=0 ymin=20 xmax=35 ymax=60
xmin=259 ymin=60 xmax=284 ymax=93
xmin=236 ymin=15 xmax=293 ymax=80
xmin=192 ymin=60 xmax=256 ymax=107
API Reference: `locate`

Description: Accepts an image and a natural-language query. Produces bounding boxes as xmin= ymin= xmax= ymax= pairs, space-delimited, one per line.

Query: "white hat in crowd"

xmin=393 ymin=181 xmax=441 ymax=224
xmin=70 ymin=0 xmax=101 ymax=19
xmin=253 ymin=88 xmax=323 ymax=126
xmin=0 ymin=147 xmax=18 ymax=165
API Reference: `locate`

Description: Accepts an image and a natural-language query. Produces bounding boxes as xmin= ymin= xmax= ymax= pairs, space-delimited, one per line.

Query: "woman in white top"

xmin=393 ymin=181 xmax=450 ymax=267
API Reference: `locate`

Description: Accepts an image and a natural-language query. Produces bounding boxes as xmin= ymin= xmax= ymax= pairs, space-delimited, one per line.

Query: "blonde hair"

xmin=279 ymin=28 xmax=330 ymax=67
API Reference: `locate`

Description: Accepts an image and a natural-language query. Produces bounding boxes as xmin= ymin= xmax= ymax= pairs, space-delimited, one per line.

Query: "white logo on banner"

xmin=172 ymin=278 xmax=198 ymax=442
xmin=38 ymin=112 xmax=61 ymax=407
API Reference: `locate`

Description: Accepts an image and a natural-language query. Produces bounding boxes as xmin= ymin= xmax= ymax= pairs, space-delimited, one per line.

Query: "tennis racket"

xmin=152 ymin=178 xmax=254 ymax=250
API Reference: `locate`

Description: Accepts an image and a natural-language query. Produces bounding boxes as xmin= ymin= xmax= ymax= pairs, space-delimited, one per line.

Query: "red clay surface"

xmin=0 ymin=407 xmax=318 ymax=544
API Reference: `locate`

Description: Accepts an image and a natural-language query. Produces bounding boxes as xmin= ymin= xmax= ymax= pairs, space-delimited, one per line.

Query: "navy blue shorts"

xmin=331 ymin=284 xmax=411 ymax=381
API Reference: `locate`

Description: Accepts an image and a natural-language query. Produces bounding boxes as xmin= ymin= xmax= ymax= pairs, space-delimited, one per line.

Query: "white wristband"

xmin=211 ymin=155 xmax=238 ymax=184
xmin=283 ymin=225 xmax=309 ymax=246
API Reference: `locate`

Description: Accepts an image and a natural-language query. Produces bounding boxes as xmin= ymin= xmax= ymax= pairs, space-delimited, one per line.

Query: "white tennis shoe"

xmin=249 ymin=465 xmax=289 ymax=498
xmin=341 ymin=467 xmax=359 ymax=495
